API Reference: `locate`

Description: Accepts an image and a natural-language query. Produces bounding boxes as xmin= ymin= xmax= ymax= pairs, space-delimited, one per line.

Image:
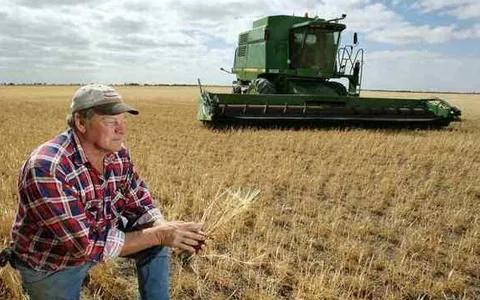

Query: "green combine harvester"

xmin=197 ymin=14 xmax=461 ymax=127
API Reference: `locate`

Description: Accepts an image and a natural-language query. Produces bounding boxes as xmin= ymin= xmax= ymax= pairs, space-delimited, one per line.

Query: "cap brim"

xmin=93 ymin=102 xmax=139 ymax=115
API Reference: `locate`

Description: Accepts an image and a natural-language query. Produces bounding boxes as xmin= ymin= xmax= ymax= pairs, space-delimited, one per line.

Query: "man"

xmin=4 ymin=84 xmax=205 ymax=299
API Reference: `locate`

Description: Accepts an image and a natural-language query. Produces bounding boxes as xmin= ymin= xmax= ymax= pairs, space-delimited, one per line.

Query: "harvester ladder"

xmin=353 ymin=48 xmax=364 ymax=93
xmin=337 ymin=46 xmax=364 ymax=94
xmin=338 ymin=45 xmax=353 ymax=74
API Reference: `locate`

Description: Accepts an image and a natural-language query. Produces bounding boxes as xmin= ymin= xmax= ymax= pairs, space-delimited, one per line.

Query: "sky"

xmin=0 ymin=0 xmax=479 ymax=92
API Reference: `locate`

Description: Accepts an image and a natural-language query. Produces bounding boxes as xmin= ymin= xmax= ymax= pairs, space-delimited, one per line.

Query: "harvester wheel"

xmin=249 ymin=78 xmax=276 ymax=94
xmin=324 ymin=81 xmax=348 ymax=96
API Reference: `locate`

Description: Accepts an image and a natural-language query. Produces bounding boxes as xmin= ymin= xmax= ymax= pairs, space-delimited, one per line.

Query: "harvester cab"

xmin=198 ymin=14 xmax=461 ymax=127
xmin=232 ymin=14 xmax=362 ymax=97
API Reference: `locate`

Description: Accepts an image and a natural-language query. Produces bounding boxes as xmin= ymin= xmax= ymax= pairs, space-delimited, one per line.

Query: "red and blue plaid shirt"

xmin=10 ymin=129 xmax=163 ymax=271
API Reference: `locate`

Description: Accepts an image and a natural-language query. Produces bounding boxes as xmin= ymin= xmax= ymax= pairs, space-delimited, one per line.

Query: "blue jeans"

xmin=15 ymin=246 xmax=170 ymax=300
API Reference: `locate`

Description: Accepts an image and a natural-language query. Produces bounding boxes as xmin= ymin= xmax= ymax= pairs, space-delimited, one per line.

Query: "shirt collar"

xmin=68 ymin=129 xmax=90 ymax=167
xmin=67 ymin=128 xmax=117 ymax=167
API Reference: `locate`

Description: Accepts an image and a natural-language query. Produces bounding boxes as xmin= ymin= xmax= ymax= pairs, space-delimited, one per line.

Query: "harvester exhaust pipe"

xmin=326 ymin=13 xmax=347 ymax=23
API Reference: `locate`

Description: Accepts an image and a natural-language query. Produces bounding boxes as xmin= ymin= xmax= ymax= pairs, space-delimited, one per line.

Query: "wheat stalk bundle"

xmin=180 ymin=187 xmax=261 ymax=267
xmin=200 ymin=187 xmax=260 ymax=238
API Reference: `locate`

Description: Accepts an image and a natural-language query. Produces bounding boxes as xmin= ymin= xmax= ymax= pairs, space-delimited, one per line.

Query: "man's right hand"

xmin=150 ymin=221 xmax=205 ymax=254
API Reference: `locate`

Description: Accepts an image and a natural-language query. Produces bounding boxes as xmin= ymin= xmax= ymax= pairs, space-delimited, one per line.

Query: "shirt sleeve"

xmin=103 ymin=227 xmax=125 ymax=260
xmin=20 ymin=161 xmax=112 ymax=260
xmin=122 ymin=153 xmax=165 ymax=227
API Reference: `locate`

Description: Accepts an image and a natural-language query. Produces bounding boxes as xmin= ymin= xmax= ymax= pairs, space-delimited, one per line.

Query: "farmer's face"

xmin=82 ymin=113 xmax=127 ymax=153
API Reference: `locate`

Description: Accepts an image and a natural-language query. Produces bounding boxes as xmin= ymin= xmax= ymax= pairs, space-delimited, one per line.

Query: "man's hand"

xmin=151 ymin=221 xmax=205 ymax=254
xmin=120 ymin=220 xmax=206 ymax=257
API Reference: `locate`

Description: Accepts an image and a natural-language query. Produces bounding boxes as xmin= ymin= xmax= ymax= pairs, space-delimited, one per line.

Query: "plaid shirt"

xmin=10 ymin=129 xmax=164 ymax=271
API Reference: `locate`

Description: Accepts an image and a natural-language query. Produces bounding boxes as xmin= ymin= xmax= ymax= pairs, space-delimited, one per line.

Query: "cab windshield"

xmin=290 ymin=28 xmax=340 ymax=71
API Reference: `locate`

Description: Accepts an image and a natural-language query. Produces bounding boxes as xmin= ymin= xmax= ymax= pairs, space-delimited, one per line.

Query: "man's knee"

xmin=135 ymin=246 xmax=170 ymax=299
xmin=132 ymin=246 xmax=170 ymax=266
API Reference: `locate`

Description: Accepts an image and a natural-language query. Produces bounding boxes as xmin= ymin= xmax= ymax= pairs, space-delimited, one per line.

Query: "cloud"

xmin=454 ymin=24 xmax=480 ymax=39
xmin=174 ymin=0 xmax=267 ymax=21
xmin=370 ymin=22 xmax=480 ymax=45
xmin=0 ymin=6 xmax=94 ymax=71
xmin=413 ymin=0 xmax=480 ymax=19
xmin=102 ymin=16 xmax=146 ymax=35
xmin=371 ymin=24 xmax=457 ymax=44
xmin=122 ymin=1 xmax=157 ymax=12
xmin=343 ymin=3 xmax=480 ymax=44
xmin=15 ymin=0 xmax=98 ymax=8
xmin=364 ymin=50 xmax=480 ymax=92
xmin=0 ymin=5 xmax=91 ymax=48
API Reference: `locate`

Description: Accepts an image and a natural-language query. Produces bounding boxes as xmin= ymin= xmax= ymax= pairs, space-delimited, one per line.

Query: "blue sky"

xmin=0 ymin=0 xmax=479 ymax=92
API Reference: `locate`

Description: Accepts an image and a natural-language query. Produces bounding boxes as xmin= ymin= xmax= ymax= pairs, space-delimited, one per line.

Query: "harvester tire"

xmin=325 ymin=81 xmax=348 ymax=96
xmin=249 ymin=78 xmax=276 ymax=94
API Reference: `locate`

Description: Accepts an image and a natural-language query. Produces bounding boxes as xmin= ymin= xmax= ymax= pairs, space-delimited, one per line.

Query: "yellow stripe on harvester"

xmin=241 ymin=68 xmax=266 ymax=73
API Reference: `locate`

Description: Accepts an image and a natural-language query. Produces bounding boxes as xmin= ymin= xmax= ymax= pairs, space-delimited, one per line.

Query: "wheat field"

xmin=0 ymin=85 xmax=479 ymax=299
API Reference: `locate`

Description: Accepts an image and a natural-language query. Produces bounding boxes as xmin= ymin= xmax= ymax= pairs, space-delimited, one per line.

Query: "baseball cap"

xmin=71 ymin=84 xmax=139 ymax=115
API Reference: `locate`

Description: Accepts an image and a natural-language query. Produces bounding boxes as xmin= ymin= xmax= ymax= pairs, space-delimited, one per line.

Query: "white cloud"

xmin=364 ymin=50 xmax=480 ymax=92
xmin=413 ymin=0 xmax=480 ymax=19
xmin=454 ymin=24 xmax=480 ymax=39
xmin=341 ymin=2 xmax=480 ymax=44
xmin=14 ymin=0 xmax=98 ymax=8
xmin=371 ymin=24 xmax=457 ymax=44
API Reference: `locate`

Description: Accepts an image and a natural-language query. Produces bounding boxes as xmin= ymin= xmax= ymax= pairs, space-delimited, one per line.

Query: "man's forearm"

xmin=120 ymin=228 xmax=160 ymax=256
xmin=119 ymin=221 xmax=205 ymax=256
